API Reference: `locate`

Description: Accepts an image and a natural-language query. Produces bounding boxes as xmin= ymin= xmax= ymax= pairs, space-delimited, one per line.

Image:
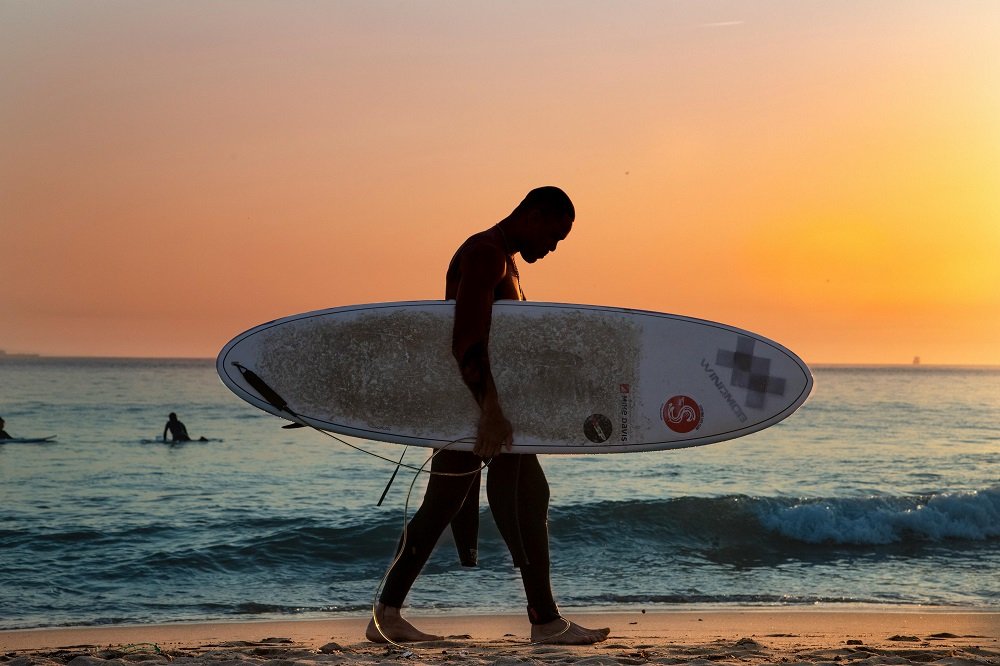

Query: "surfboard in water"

xmin=218 ymin=300 xmax=812 ymax=454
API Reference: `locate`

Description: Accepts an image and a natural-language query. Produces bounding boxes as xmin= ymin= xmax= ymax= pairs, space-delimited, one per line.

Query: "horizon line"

xmin=2 ymin=353 xmax=998 ymax=370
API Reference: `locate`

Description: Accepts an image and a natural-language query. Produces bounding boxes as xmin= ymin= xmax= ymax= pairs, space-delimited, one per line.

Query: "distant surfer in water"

xmin=0 ymin=416 xmax=11 ymax=439
xmin=163 ymin=412 xmax=192 ymax=442
xmin=366 ymin=186 xmax=610 ymax=645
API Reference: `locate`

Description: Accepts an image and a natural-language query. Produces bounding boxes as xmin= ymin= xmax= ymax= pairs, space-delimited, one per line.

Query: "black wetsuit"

xmin=378 ymin=235 xmax=560 ymax=625
xmin=164 ymin=420 xmax=191 ymax=442
xmin=378 ymin=450 xmax=558 ymax=623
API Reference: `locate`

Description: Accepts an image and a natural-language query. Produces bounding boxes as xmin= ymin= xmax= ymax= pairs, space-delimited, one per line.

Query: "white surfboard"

xmin=217 ymin=301 xmax=812 ymax=454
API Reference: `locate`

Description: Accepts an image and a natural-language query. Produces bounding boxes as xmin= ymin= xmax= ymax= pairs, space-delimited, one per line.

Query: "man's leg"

xmin=367 ymin=448 xmax=480 ymax=642
xmin=486 ymin=454 xmax=610 ymax=645
xmin=485 ymin=454 xmax=558 ymax=621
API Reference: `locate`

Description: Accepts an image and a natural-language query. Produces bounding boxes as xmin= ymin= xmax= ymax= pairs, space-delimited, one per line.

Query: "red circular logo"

xmin=662 ymin=395 xmax=702 ymax=433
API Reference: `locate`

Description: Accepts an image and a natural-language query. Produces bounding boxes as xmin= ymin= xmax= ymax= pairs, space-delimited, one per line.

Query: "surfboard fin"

xmin=450 ymin=471 xmax=481 ymax=567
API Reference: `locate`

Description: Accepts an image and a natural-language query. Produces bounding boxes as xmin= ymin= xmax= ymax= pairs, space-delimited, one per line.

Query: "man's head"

xmin=512 ymin=186 xmax=574 ymax=263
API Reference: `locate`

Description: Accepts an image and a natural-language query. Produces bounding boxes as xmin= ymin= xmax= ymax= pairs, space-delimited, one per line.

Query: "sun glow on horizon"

xmin=2 ymin=2 xmax=998 ymax=364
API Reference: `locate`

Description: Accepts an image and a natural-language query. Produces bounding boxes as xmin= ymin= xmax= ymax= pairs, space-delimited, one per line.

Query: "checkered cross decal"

xmin=715 ymin=336 xmax=786 ymax=409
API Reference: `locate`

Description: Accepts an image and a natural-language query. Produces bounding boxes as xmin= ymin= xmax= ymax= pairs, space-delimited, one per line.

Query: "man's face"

xmin=521 ymin=212 xmax=573 ymax=263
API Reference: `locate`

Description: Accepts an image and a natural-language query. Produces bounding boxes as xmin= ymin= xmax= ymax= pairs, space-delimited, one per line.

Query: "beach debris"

xmin=441 ymin=648 xmax=470 ymax=658
xmin=569 ymin=655 xmax=633 ymax=665
xmin=1 ymin=658 xmax=29 ymax=666
xmin=491 ymin=656 xmax=547 ymax=666
xmin=381 ymin=647 xmax=414 ymax=659
xmin=623 ymin=649 xmax=653 ymax=662
xmin=318 ymin=642 xmax=351 ymax=654
xmin=251 ymin=646 xmax=311 ymax=657
xmin=66 ymin=657 xmax=113 ymax=666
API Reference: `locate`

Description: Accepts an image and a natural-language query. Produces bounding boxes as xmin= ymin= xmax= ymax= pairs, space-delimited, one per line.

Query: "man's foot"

xmin=531 ymin=618 xmax=610 ymax=645
xmin=365 ymin=604 xmax=443 ymax=643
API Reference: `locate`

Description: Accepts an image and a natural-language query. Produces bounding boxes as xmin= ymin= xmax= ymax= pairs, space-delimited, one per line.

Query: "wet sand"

xmin=2 ymin=610 xmax=997 ymax=665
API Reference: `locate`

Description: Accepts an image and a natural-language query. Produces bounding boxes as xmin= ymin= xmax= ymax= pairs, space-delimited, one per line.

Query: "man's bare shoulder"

xmin=460 ymin=228 xmax=504 ymax=252
xmin=457 ymin=230 xmax=507 ymax=268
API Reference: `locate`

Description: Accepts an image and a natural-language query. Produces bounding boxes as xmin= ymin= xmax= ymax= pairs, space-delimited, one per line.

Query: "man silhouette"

xmin=366 ymin=187 xmax=610 ymax=645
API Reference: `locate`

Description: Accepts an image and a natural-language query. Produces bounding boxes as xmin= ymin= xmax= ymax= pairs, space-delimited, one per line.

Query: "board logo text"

xmin=701 ymin=358 xmax=749 ymax=423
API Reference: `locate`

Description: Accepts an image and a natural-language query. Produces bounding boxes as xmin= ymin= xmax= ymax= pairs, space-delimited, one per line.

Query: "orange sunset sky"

xmin=2 ymin=2 xmax=998 ymax=364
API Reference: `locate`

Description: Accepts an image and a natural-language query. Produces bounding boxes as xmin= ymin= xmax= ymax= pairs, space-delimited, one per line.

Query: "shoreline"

xmin=5 ymin=603 xmax=997 ymax=633
xmin=3 ymin=609 xmax=997 ymax=664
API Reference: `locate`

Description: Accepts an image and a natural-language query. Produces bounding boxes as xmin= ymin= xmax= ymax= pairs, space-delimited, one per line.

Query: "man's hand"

xmin=474 ymin=401 xmax=513 ymax=458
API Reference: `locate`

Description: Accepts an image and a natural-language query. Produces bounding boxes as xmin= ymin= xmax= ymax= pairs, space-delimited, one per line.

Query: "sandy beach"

xmin=2 ymin=610 xmax=997 ymax=666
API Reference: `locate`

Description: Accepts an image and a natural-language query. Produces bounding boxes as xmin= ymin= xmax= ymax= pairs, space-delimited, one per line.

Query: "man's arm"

xmin=452 ymin=242 xmax=513 ymax=457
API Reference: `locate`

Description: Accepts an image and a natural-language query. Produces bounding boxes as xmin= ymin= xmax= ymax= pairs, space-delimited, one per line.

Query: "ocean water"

xmin=0 ymin=358 xmax=997 ymax=630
